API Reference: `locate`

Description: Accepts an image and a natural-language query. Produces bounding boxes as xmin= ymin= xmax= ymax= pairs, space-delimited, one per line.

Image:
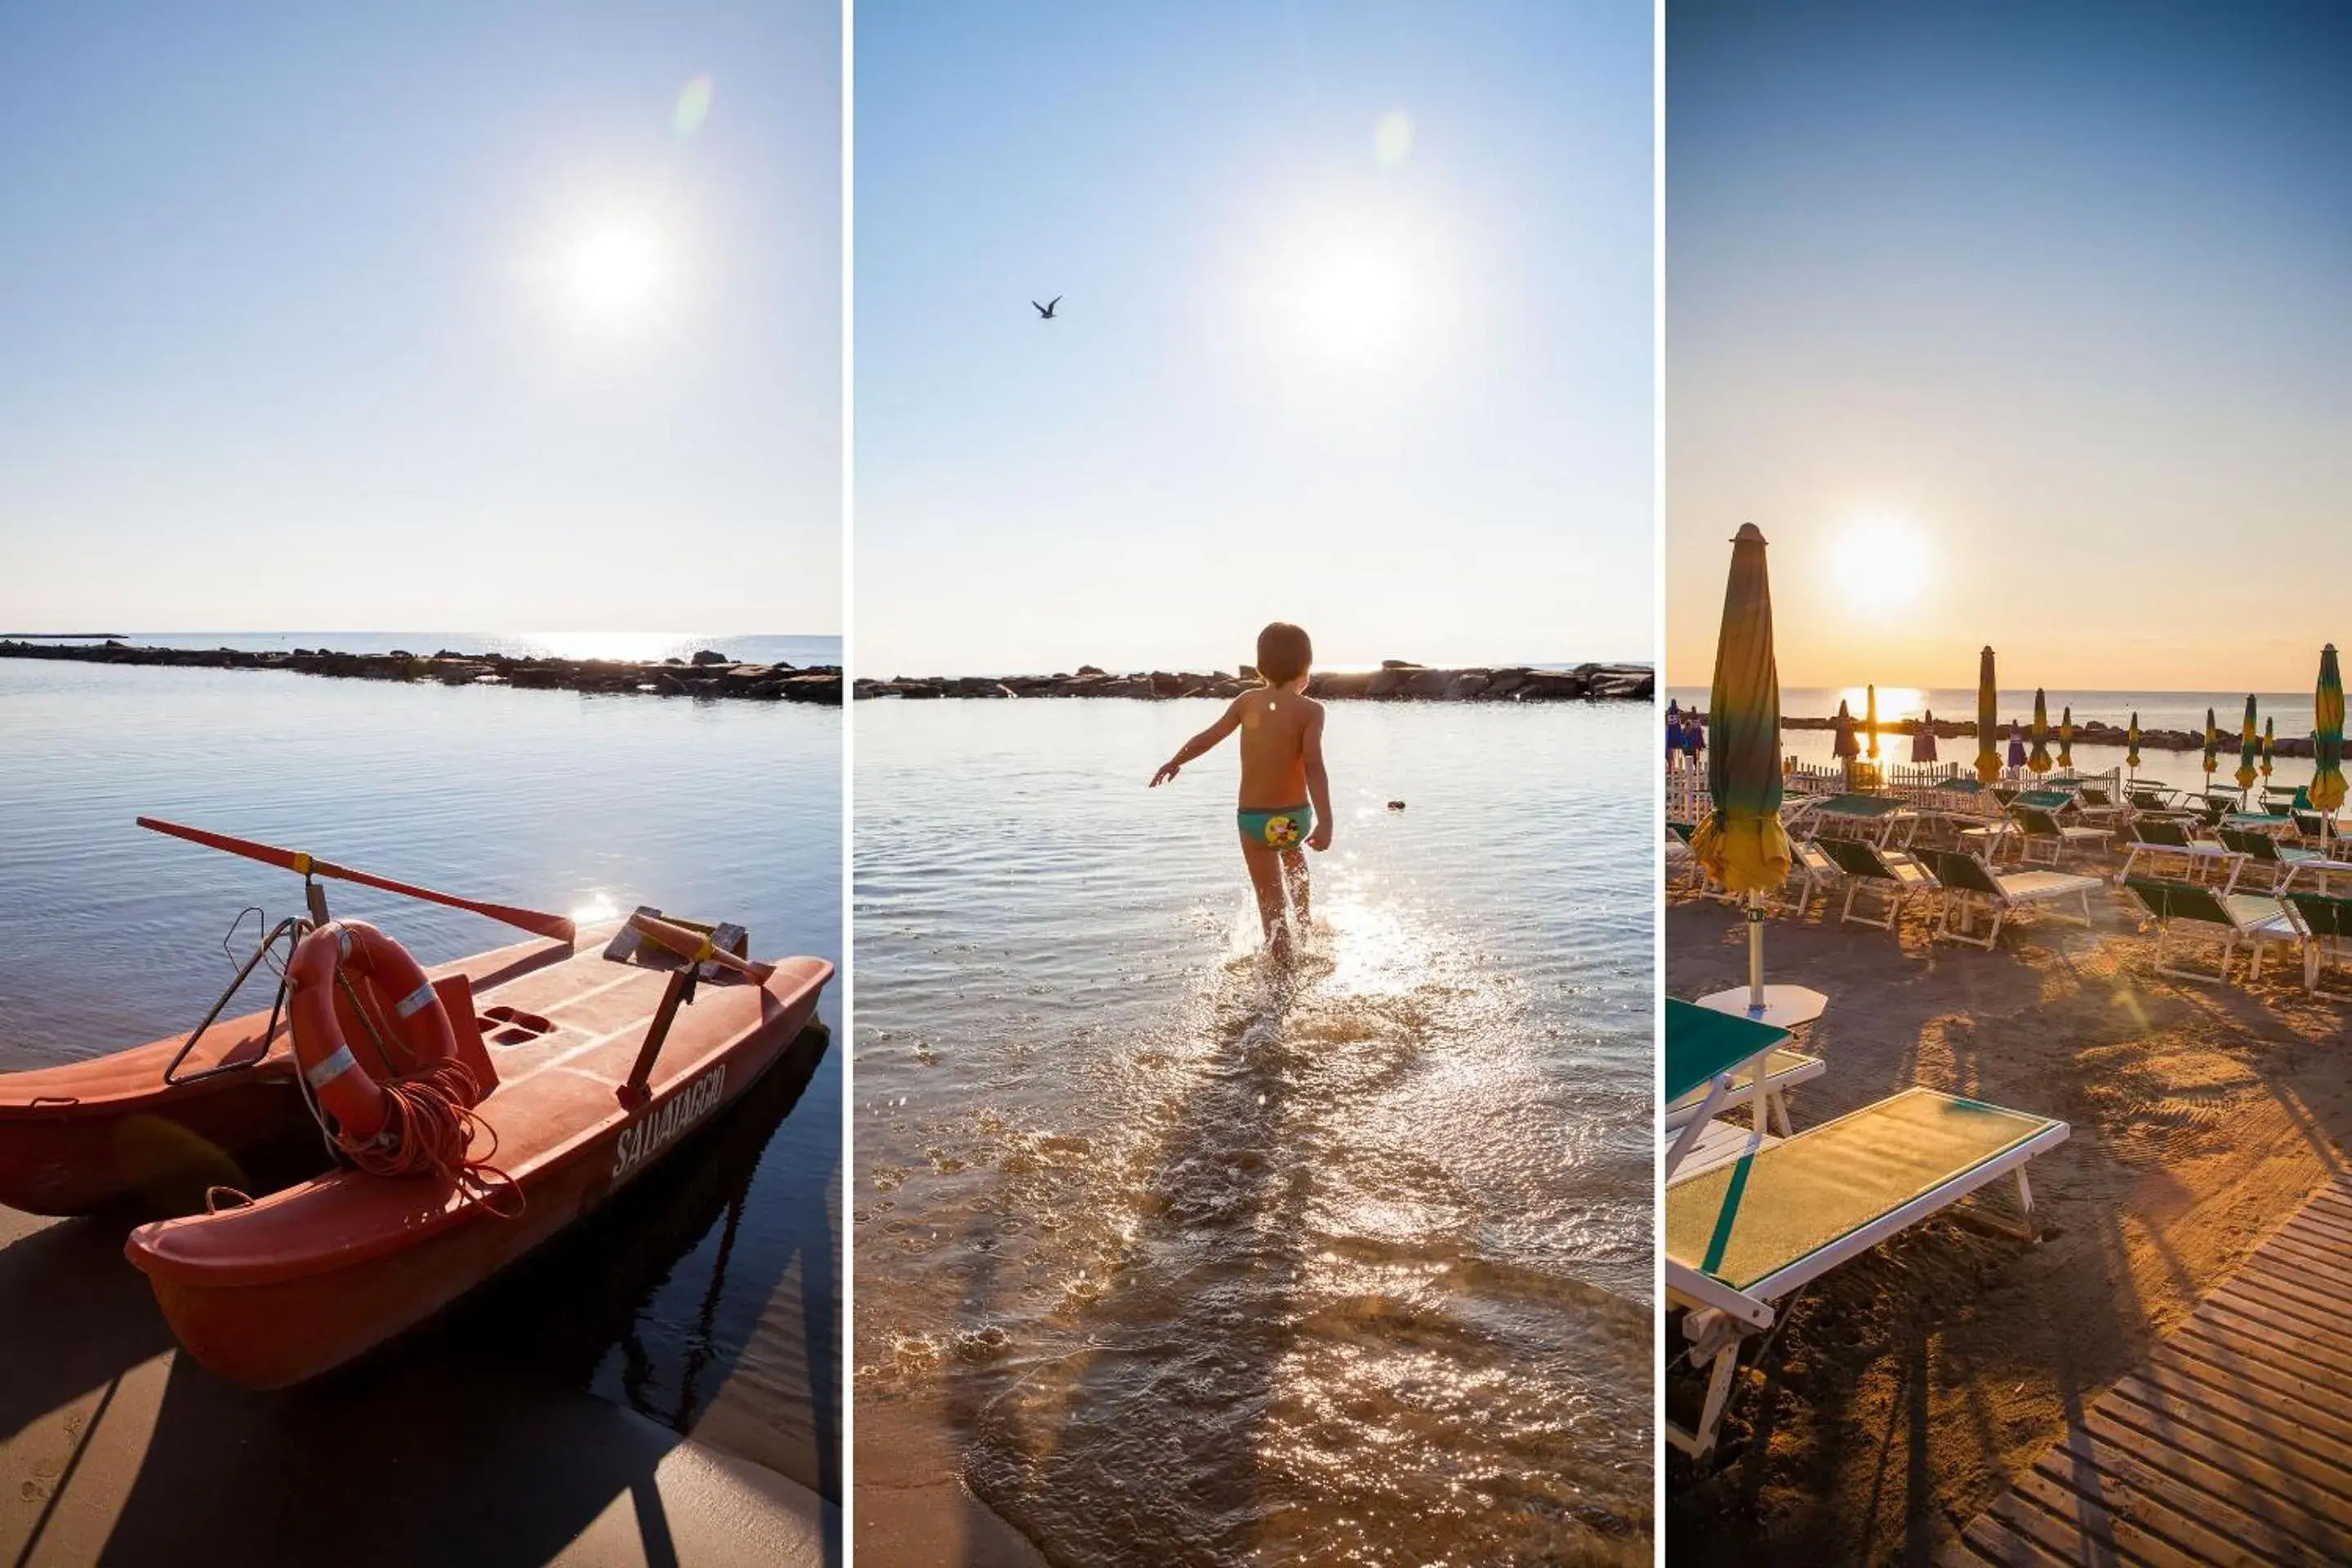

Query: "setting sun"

xmin=1829 ymin=516 xmax=1930 ymax=611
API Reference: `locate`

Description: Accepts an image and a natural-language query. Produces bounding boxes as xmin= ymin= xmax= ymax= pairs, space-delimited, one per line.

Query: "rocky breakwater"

xmin=0 ymin=639 xmax=844 ymax=706
xmin=1758 ymin=711 xmax=2319 ymax=758
xmin=855 ymin=659 xmax=1655 ymax=702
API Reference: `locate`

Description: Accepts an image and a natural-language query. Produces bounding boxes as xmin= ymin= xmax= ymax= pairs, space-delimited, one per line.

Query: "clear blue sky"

xmin=0 ymin=2 xmax=840 ymax=635
xmin=1668 ymin=0 xmax=2352 ymax=691
xmin=855 ymin=0 xmax=1654 ymax=677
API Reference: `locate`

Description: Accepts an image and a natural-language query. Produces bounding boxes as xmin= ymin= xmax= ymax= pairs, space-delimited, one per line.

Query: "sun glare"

xmin=561 ymin=218 xmax=670 ymax=332
xmin=1829 ymin=516 xmax=1931 ymax=612
xmin=1252 ymin=205 xmax=1442 ymax=376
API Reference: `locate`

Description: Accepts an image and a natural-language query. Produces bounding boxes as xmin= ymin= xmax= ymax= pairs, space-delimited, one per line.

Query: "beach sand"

xmin=1 ymin=1185 xmax=839 ymax=1567
xmin=1666 ymin=882 xmax=2352 ymax=1564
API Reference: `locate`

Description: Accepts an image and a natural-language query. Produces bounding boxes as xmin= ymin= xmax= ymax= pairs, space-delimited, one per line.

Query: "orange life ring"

xmin=287 ymin=920 xmax=459 ymax=1145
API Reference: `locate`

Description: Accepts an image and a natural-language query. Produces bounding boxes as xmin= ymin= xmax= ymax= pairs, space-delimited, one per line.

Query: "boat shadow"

xmin=1 ymin=1022 xmax=839 ymax=1568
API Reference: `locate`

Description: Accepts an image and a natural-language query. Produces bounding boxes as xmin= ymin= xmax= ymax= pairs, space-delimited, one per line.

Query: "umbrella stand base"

xmin=1695 ymin=984 xmax=1829 ymax=1031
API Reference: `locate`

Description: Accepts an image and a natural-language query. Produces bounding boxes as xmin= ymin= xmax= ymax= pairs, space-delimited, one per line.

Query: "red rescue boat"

xmin=0 ymin=818 xmax=834 ymax=1388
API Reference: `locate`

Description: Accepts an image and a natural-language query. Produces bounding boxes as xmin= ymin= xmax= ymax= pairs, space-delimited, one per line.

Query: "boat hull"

xmin=125 ymin=942 xmax=831 ymax=1388
xmin=0 ymin=938 xmax=582 ymax=1216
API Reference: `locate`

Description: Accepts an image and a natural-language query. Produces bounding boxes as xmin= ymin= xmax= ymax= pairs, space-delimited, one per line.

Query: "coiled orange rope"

xmin=340 ymin=1059 xmax=526 ymax=1219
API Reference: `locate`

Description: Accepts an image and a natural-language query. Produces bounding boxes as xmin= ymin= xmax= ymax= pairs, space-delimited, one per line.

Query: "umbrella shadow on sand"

xmin=2 ymin=1026 xmax=839 ymax=1568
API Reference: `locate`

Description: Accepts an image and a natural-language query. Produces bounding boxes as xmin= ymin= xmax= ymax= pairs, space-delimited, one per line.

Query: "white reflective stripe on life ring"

xmin=394 ymin=982 xmax=437 ymax=1018
xmin=305 ymin=1044 xmax=359 ymax=1090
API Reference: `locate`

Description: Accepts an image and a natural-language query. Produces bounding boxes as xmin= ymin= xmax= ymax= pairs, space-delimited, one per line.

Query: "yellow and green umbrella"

xmin=2202 ymin=707 xmax=2219 ymax=782
xmin=2314 ymin=646 xmax=2345 ymax=839
xmin=2028 ymin=688 xmax=2052 ymax=775
xmin=1912 ymin=709 xmax=1938 ymax=764
xmin=2262 ymin=717 xmax=2275 ymax=783
xmin=2127 ymin=711 xmax=2141 ymax=777
xmin=1690 ymin=523 xmax=1791 ymax=1010
xmin=2236 ymin=695 xmax=2260 ymax=795
xmin=1864 ymin=684 xmax=1880 ymax=762
xmin=1976 ymin=646 xmax=2000 ymax=783
xmin=2058 ymin=706 xmax=2074 ymax=770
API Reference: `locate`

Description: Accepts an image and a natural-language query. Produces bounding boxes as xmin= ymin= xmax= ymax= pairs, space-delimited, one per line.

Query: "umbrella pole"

xmin=1747 ymin=892 xmax=1766 ymax=1013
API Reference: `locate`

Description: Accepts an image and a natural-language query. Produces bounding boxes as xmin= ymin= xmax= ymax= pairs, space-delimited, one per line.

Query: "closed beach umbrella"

xmin=2028 ymin=689 xmax=2052 ymax=775
xmin=2007 ymin=721 xmax=2026 ymax=771
xmin=2059 ymin=706 xmax=2074 ymax=770
xmin=2237 ymin=695 xmax=2261 ymax=795
xmin=2263 ymin=717 xmax=2275 ymax=782
xmin=1690 ymin=523 xmax=1792 ymax=1012
xmin=2127 ymin=711 xmax=2141 ymax=777
xmin=2314 ymin=646 xmax=2345 ymax=840
xmin=1865 ymin=684 xmax=1880 ymax=762
xmin=1832 ymin=699 xmax=1859 ymax=790
xmin=1976 ymin=646 xmax=2000 ymax=784
xmin=2202 ymin=707 xmax=2219 ymax=783
xmin=1912 ymin=709 xmax=1939 ymax=764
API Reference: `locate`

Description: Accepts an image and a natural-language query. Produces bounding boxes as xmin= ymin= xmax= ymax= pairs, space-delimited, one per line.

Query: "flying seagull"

xmin=1032 ymin=296 xmax=1061 ymax=319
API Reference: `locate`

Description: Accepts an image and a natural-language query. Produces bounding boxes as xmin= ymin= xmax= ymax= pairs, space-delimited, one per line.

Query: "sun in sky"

xmin=1829 ymin=514 xmax=1931 ymax=615
xmin=559 ymin=216 xmax=675 ymax=333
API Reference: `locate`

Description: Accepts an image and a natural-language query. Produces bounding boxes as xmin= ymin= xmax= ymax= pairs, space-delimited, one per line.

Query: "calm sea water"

xmin=1665 ymin=685 xmax=2337 ymax=790
xmin=2 ymin=631 xmax=840 ymax=666
xmin=0 ymin=655 xmax=841 ymax=1497
xmin=854 ymin=700 xmax=1653 ymax=1566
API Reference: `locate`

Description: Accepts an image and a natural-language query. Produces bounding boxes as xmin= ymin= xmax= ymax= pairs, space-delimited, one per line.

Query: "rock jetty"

xmin=854 ymin=660 xmax=1655 ymax=703
xmin=0 ymin=639 xmax=843 ymax=705
xmin=1737 ymin=712 xmax=2321 ymax=758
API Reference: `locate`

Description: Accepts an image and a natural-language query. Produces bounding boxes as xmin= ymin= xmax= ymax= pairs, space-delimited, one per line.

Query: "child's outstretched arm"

xmin=1151 ymin=698 xmax=1245 ymax=786
xmin=1304 ymin=704 xmax=1334 ymax=849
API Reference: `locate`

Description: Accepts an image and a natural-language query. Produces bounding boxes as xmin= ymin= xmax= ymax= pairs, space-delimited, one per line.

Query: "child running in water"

xmin=1150 ymin=621 xmax=1333 ymax=955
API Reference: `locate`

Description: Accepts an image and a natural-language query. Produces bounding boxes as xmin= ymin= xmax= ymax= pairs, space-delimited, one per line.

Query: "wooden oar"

xmin=626 ymin=911 xmax=775 ymax=984
xmin=136 ymin=817 xmax=577 ymax=943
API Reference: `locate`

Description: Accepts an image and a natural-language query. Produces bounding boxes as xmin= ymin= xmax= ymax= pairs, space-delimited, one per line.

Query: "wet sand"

xmin=1665 ymin=884 xmax=2352 ymax=1563
xmin=1 ymin=1028 xmax=842 ymax=1568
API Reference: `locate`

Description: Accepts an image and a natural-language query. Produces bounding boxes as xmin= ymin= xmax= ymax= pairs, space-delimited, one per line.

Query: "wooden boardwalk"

xmin=1946 ymin=1175 xmax=2352 ymax=1566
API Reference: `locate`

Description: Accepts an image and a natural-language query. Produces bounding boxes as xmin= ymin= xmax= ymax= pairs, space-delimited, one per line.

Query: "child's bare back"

xmin=1234 ymin=686 xmax=1321 ymax=810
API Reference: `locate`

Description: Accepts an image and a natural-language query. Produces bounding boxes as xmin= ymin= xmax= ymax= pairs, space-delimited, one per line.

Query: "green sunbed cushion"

xmin=1666 ymin=1087 xmax=2056 ymax=1292
xmin=2288 ymin=893 xmax=2352 ymax=938
xmin=1664 ymin=1048 xmax=1821 ymax=1113
xmin=1928 ymin=849 xmax=2002 ymax=896
xmin=1665 ymin=997 xmax=1790 ymax=1105
xmin=1817 ymin=793 xmax=1903 ymax=817
xmin=2013 ymin=790 xmax=2070 ymax=809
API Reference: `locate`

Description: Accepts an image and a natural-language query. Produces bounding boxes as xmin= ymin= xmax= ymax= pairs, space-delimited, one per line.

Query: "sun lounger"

xmin=2213 ymin=826 xmax=2352 ymax=893
xmin=2118 ymin=818 xmax=2241 ymax=884
xmin=2074 ymin=785 xmax=2126 ymax=826
xmin=1665 ymin=1046 xmax=1824 ymax=1138
xmin=1813 ymin=836 xmax=1937 ymax=929
xmin=1811 ymin=793 xmax=1918 ymax=849
xmin=1926 ymin=849 xmax=2101 ymax=948
xmin=2009 ymin=804 xmax=2111 ymax=868
xmin=1664 ymin=999 xmax=1790 ymax=1184
xmin=2123 ymin=875 xmax=2297 ymax=985
xmin=1665 ymin=1086 xmax=2067 ymax=1456
xmin=2283 ymin=891 xmax=2352 ymax=996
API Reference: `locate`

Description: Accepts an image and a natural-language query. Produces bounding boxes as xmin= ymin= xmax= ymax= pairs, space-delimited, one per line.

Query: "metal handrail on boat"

xmin=163 ymin=912 xmax=307 ymax=1086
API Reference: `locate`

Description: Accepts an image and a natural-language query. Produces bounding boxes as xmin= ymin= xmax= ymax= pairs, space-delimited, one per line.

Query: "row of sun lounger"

xmin=1669 ymin=797 xmax=2352 ymax=990
xmin=1663 ymin=999 xmax=2069 ymax=1457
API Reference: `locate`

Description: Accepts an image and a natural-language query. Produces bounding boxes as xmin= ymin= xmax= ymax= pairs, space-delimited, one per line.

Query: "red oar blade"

xmin=626 ymin=911 xmax=776 ymax=984
xmin=136 ymin=817 xmax=577 ymax=943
